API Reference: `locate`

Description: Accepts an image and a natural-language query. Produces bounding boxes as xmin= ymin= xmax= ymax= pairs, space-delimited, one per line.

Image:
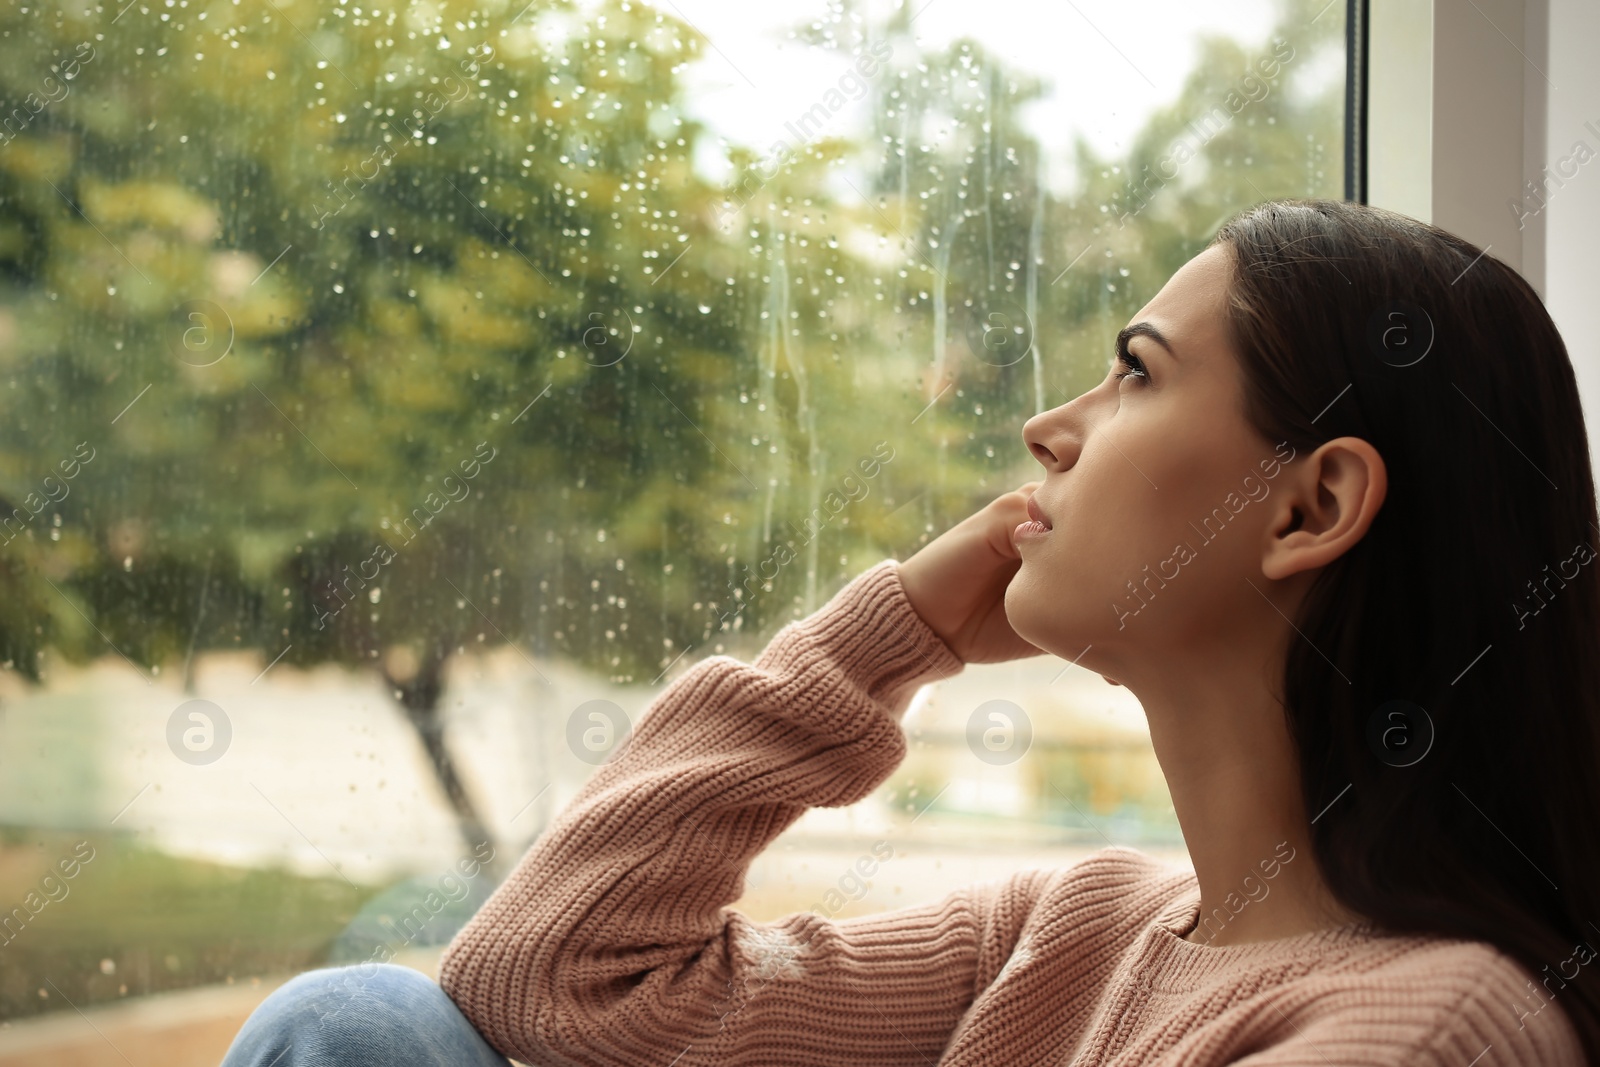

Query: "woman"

xmin=219 ymin=199 xmax=1600 ymax=1066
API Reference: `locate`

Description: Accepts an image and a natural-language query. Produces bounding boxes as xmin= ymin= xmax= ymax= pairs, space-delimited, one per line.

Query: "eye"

xmin=1112 ymin=340 xmax=1149 ymax=385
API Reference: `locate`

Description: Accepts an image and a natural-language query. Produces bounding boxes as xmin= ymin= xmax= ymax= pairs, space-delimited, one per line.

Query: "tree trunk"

xmin=384 ymin=654 xmax=507 ymax=883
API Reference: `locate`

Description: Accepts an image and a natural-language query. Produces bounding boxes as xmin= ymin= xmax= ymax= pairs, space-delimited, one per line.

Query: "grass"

xmin=0 ymin=825 xmax=381 ymax=1023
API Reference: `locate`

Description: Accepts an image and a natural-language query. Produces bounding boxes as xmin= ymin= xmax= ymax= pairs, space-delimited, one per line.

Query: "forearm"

xmin=438 ymin=559 xmax=971 ymax=1066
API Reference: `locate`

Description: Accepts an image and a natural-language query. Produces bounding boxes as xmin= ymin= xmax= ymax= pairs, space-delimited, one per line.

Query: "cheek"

xmin=1005 ymin=451 xmax=1162 ymax=646
xmin=1006 ymin=427 xmax=1246 ymax=649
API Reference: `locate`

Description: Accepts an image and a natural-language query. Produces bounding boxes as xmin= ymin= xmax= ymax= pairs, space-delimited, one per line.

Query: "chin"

xmin=1003 ymin=579 xmax=1075 ymax=662
xmin=1001 ymin=577 xmax=1036 ymax=636
xmin=1007 ymin=559 xmax=1140 ymax=666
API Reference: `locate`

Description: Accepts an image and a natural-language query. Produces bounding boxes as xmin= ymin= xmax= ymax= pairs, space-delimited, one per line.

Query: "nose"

xmin=1022 ymin=399 xmax=1083 ymax=472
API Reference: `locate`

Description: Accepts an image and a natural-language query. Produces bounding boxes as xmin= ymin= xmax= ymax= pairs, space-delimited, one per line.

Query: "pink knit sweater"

xmin=439 ymin=560 xmax=1586 ymax=1066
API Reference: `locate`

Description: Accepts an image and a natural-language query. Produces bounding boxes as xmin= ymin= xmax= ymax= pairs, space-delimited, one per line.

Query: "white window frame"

xmin=1367 ymin=0 xmax=1600 ymax=473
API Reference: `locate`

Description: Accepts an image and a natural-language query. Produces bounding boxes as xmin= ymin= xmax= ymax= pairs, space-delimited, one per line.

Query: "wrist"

xmin=756 ymin=560 xmax=965 ymax=712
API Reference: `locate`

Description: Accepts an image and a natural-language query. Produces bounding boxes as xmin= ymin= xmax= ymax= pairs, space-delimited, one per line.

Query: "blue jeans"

xmin=217 ymin=964 xmax=517 ymax=1067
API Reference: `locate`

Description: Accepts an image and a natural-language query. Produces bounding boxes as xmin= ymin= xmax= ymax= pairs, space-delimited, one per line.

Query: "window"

xmin=0 ymin=0 xmax=1345 ymax=1053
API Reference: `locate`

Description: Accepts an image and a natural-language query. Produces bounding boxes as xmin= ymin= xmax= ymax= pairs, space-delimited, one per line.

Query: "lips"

xmin=1026 ymin=495 xmax=1052 ymax=530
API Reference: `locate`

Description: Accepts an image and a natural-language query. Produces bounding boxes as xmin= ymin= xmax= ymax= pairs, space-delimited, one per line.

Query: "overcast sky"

xmin=656 ymin=0 xmax=1282 ymax=190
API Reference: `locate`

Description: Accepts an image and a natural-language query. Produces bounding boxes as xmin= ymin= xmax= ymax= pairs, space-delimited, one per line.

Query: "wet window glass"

xmin=0 ymin=0 xmax=1344 ymax=1057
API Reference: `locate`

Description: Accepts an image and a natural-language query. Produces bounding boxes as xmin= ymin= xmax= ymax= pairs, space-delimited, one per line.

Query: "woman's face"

xmin=1006 ymin=243 xmax=1294 ymax=683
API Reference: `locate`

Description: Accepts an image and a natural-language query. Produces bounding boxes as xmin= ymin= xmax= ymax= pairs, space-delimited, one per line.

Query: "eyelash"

xmin=1112 ymin=342 xmax=1149 ymax=384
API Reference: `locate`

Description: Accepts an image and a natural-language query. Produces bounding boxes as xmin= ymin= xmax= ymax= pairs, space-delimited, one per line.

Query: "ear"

xmin=1261 ymin=436 xmax=1387 ymax=580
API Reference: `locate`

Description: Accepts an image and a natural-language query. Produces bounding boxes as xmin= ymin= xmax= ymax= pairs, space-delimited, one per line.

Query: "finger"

xmin=988 ymin=509 xmax=1027 ymax=559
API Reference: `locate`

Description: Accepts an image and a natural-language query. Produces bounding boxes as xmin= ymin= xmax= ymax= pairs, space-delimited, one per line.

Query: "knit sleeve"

xmin=437 ymin=559 xmax=1053 ymax=1067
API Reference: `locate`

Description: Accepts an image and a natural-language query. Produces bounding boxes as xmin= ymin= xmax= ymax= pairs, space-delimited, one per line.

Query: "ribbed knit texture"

xmin=439 ymin=560 xmax=1586 ymax=1066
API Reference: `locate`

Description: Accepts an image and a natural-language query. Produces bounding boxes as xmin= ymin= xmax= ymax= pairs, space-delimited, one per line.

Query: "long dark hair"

xmin=1211 ymin=198 xmax=1600 ymax=1059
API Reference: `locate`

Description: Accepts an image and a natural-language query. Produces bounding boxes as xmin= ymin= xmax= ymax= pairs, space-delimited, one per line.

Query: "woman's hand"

xmin=897 ymin=482 xmax=1048 ymax=665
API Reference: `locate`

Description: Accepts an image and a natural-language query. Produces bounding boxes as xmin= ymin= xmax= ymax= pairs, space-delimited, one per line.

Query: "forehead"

xmin=1128 ymin=244 xmax=1234 ymax=360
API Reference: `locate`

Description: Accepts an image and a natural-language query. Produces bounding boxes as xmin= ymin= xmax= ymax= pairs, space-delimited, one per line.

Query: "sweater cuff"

xmin=754 ymin=558 xmax=966 ymax=715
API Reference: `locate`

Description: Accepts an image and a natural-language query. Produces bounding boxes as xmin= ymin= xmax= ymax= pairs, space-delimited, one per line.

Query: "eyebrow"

xmin=1117 ymin=322 xmax=1176 ymax=360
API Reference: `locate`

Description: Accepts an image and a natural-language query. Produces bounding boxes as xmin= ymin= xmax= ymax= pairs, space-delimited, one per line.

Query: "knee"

xmin=284 ymin=963 xmax=455 ymax=1032
xmin=222 ymin=964 xmax=469 ymax=1066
